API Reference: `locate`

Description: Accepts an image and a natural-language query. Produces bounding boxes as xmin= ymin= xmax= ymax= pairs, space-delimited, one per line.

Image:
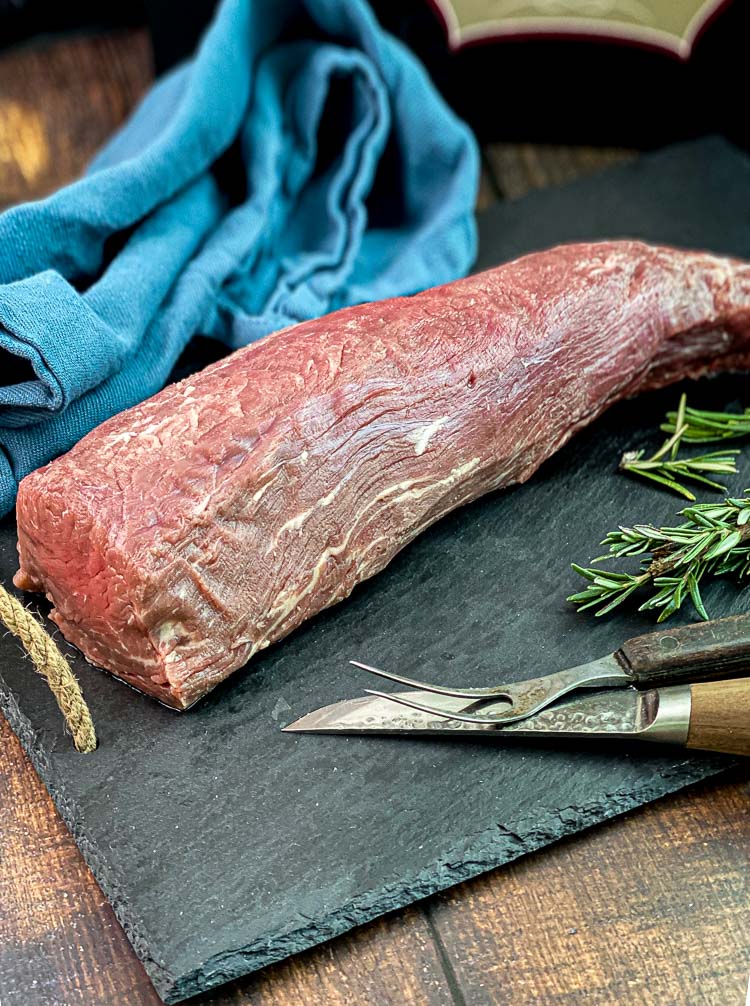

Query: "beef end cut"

xmin=14 ymin=240 xmax=750 ymax=708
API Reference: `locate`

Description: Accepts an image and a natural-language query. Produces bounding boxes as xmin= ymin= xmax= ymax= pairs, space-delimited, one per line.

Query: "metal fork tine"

xmin=363 ymin=689 xmax=510 ymax=726
xmin=354 ymin=653 xmax=629 ymax=726
xmin=350 ymin=660 xmax=513 ymax=701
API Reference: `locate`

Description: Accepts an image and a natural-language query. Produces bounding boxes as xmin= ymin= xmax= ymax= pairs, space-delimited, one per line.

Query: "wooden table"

xmin=1 ymin=29 xmax=749 ymax=1006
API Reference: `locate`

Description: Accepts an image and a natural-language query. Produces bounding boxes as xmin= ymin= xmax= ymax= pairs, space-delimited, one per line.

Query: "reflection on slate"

xmin=1 ymin=136 xmax=749 ymax=1003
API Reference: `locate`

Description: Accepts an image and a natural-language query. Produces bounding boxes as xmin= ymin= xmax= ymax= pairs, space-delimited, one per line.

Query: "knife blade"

xmin=282 ymin=685 xmax=693 ymax=746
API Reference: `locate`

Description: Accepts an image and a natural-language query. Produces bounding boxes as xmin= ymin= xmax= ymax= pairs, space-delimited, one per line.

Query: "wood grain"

xmin=688 ymin=679 xmax=750 ymax=756
xmin=0 ymin=29 xmax=153 ymax=209
xmin=484 ymin=143 xmax=637 ymax=201
xmin=0 ymin=717 xmax=159 ymax=1005
xmin=427 ymin=772 xmax=750 ymax=1006
xmin=619 ymin=613 xmax=750 ymax=688
xmin=0 ymin=717 xmax=454 ymax=1006
xmin=0 ymin=27 xmax=748 ymax=1006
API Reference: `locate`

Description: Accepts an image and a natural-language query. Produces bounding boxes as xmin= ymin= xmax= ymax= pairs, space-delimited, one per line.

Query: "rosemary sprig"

xmin=619 ymin=446 xmax=739 ymax=500
xmin=619 ymin=393 xmax=739 ymax=500
xmin=662 ymin=403 xmax=750 ymax=443
xmin=568 ymin=491 xmax=750 ymax=622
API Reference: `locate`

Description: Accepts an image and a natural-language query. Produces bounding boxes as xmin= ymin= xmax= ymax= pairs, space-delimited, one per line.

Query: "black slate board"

xmin=2 ymin=135 xmax=750 ymax=1004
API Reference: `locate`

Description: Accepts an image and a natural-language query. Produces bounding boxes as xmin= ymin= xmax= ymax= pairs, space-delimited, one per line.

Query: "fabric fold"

xmin=0 ymin=0 xmax=478 ymax=515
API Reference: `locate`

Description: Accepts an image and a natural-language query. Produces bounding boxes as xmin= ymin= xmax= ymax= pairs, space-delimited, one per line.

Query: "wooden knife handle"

xmin=686 ymin=678 xmax=750 ymax=757
xmin=617 ymin=612 xmax=750 ymax=687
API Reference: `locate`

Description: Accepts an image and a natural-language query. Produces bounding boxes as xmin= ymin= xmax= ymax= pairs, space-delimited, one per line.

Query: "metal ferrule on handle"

xmin=636 ymin=684 xmax=692 ymax=746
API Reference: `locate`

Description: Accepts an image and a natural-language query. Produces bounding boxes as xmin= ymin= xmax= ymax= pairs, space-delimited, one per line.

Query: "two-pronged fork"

xmin=285 ymin=613 xmax=750 ymax=756
xmin=346 ymin=612 xmax=750 ymax=725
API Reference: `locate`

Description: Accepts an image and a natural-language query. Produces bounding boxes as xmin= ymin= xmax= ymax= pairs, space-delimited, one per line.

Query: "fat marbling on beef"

xmin=14 ymin=241 xmax=750 ymax=708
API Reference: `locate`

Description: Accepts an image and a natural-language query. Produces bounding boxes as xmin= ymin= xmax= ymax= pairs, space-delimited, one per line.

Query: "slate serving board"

xmin=2 ymin=135 xmax=750 ymax=1004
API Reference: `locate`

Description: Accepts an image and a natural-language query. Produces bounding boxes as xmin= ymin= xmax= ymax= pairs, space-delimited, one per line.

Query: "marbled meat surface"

xmin=14 ymin=241 xmax=750 ymax=707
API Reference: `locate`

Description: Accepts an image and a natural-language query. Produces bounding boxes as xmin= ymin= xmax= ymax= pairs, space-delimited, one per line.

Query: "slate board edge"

xmin=0 ymin=681 xmax=175 ymax=995
xmin=0 ymin=668 xmax=729 ymax=1003
xmin=164 ymin=761 xmax=727 ymax=1004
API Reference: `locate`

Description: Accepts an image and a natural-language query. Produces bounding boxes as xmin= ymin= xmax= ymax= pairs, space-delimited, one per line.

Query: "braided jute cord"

xmin=0 ymin=583 xmax=96 ymax=753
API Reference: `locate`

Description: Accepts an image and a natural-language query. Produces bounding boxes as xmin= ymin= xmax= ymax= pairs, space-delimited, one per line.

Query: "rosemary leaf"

xmin=568 ymin=489 xmax=750 ymax=621
xmin=620 ymin=393 xmax=740 ymax=499
xmin=703 ymin=529 xmax=742 ymax=560
xmin=687 ymin=571 xmax=709 ymax=620
xmin=570 ymin=562 xmax=599 ymax=583
xmin=662 ymin=403 xmax=750 ymax=442
xmin=620 ymin=465 xmax=697 ymax=500
xmin=593 ymin=583 xmax=641 ymax=617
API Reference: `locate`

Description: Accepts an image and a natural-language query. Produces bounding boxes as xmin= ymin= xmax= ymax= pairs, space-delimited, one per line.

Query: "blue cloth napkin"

xmin=0 ymin=0 xmax=478 ymax=517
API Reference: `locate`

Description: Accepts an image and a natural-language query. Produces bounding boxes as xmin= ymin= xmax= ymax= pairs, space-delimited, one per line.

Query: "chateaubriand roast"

xmin=14 ymin=241 xmax=750 ymax=708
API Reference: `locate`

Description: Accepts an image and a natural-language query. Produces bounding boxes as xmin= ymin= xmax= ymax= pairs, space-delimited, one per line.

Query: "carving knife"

xmin=283 ymin=678 xmax=750 ymax=757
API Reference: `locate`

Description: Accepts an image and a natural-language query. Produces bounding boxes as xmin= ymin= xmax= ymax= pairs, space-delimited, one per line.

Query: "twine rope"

xmin=0 ymin=583 xmax=96 ymax=753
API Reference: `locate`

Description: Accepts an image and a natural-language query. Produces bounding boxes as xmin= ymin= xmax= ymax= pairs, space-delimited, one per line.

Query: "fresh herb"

xmin=661 ymin=402 xmax=750 ymax=443
xmin=568 ymin=491 xmax=750 ymax=622
xmin=619 ymin=393 xmax=739 ymax=500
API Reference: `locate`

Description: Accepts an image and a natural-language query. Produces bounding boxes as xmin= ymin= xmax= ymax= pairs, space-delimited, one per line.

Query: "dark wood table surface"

xmin=1 ymin=29 xmax=748 ymax=1006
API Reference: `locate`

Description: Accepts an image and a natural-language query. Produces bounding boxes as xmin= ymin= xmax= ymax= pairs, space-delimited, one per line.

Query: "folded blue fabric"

xmin=0 ymin=0 xmax=478 ymax=516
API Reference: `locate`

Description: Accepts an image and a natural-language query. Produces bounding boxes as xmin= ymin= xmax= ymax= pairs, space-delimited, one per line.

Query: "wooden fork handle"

xmin=686 ymin=678 xmax=750 ymax=757
xmin=617 ymin=611 xmax=750 ymax=687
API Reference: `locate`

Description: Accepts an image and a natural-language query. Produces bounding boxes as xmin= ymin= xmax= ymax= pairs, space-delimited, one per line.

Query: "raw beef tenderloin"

xmin=14 ymin=240 xmax=750 ymax=708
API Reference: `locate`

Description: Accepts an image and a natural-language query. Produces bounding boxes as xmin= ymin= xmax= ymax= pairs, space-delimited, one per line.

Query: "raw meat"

xmin=14 ymin=240 xmax=750 ymax=708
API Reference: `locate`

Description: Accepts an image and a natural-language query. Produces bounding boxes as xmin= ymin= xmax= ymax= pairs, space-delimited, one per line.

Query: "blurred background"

xmin=0 ymin=0 xmax=745 ymax=148
xmin=1 ymin=0 xmax=745 ymax=215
